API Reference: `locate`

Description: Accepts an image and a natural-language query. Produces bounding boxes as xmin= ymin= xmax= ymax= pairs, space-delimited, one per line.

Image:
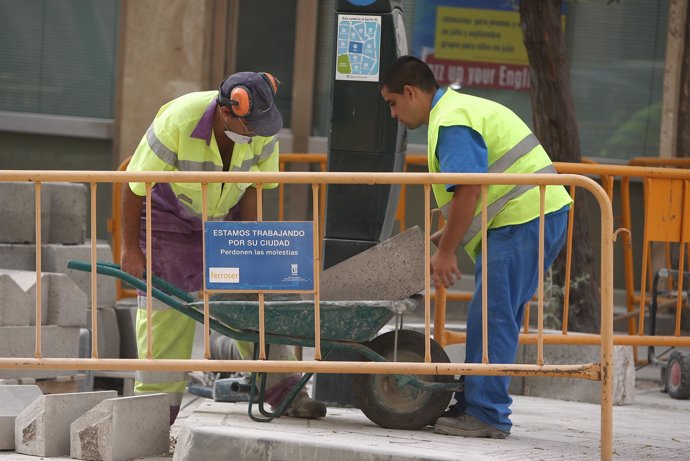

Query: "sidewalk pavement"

xmin=168 ymin=381 xmax=689 ymax=461
xmin=1 ymin=375 xmax=688 ymax=460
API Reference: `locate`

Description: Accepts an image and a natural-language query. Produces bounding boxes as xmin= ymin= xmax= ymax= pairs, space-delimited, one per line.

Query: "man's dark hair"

xmin=380 ymin=55 xmax=439 ymax=94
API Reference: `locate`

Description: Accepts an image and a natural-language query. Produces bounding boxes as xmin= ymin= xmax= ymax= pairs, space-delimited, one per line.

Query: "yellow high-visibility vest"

xmin=428 ymin=89 xmax=572 ymax=260
xmin=128 ymin=91 xmax=279 ymax=219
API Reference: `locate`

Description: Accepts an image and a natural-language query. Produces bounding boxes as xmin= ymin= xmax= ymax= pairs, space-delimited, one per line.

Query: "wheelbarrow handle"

xmin=66 ymin=260 xmax=194 ymax=307
xmin=66 ymin=260 xmax=314 ymax=347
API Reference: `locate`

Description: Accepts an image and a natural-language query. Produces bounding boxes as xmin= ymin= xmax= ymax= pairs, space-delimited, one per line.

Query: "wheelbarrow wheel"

xmin=666 ymin=351 xmax=690 ymax=400
xmin=353 ymin=330 xmax=453 ymax=430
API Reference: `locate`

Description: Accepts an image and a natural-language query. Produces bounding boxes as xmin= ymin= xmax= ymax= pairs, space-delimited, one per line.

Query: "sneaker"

xmin=434 ymin=414 xmax=509 ymax=439
xmin=282 ymin=390 xmax=327 ymax=419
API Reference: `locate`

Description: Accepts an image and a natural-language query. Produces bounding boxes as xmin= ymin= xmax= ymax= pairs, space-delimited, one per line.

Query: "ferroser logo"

xmin=209 ymin=267 xmax=240 ymax=284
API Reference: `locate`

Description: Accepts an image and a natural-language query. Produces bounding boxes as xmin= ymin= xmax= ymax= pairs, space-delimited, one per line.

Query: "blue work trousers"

xmin=451 ymin=207 xmax=569 ymax=433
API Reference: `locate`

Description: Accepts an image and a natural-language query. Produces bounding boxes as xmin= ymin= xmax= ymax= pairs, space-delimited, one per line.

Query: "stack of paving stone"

xmin=0 ymin=182 xmax=121 ymax=386
xmin=0 ymin=385 xmax=170 ymax=459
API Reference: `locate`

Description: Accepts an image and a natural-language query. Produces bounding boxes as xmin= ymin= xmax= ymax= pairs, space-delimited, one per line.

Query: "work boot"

xmin=282 ymin=390 xmax=327 ymax=419
xmin=434 ymin=414 xmax=510 ymax=439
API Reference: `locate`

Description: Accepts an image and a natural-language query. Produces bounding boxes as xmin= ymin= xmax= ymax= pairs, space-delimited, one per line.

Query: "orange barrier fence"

xmin=547 ymin=162 xmax=690 ymax=352
xmin=109 ymin=155 xmax=690 ymax=361
xmin=276 ymin=156 xmax=690 ymax=358
xmin=1 ymin=169 xmax=615 ymax=460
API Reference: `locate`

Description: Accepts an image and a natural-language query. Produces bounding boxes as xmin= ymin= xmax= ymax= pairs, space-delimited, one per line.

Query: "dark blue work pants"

xmin=450 ymin=207 xmax=569 ymax=432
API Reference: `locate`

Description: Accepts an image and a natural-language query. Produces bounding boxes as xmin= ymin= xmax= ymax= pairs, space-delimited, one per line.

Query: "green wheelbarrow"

xmin=67 ymin=260 xmax=461 ymax=430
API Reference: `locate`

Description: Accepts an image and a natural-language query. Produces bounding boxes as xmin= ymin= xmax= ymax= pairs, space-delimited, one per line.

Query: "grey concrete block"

xmin=48 ymin=273 xmax=87 ymax=327
xmin=522 ymin=344 xmax=635 ymax=405
xmin=0 ymin=269 xmax=85 ymax=327
xmin=46 ymin=182 xmax=87 ymax=245
xmin=70 ymin=394 xmax=169 ymax=461
xmin=0 ymin=270 xmax=48 ymax=326
xmin=15 ymin=390 xmax=116 ymax=457
xmin=0 ymin=182 xmax=50 ymax=244
xmin=0 ymin=369 xmax=80 ymax=381
xmin=0 ymin=385 xmax=43 ymax=450
xmin=85 ymin=306 xmax=121 ymax=359
xmin=42 ymin=242 xmax=117 ymax=307
xmin=0 ymin=326 xmax=80 ymax=358
xmin=0 ymin=242 xmax=117 ymax=307
xmin=0 ymin=182 xmax=85 ymax=245
xmin=0 ymin=244 xmax=35 ymax=271
xmin=319 ymin=226 xmax=425 ymax=301
xmin=114 ymin=298 xmax=138 ymax=359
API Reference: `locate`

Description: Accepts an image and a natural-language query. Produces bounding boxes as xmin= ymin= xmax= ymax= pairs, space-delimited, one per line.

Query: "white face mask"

xmin=224 ymin=129 xmax=252 ymax=144
xmin=220 ymin=108 xmax=252 ymax=144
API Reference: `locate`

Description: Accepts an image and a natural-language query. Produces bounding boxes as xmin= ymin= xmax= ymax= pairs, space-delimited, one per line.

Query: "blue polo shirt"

xmin=432 ymin=88 xmax=488 ymax=191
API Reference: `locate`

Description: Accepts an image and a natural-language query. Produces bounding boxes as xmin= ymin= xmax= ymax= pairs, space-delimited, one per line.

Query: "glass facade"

xmin=0 ymin=0 xmax=120 ymax=119
xmin=313 ymin=0 xmax=669 ymax=160
xmin=0 ymin=0 xmax=674 ymax=161
xmin=568 ymin=0 xmax=667 ymax=160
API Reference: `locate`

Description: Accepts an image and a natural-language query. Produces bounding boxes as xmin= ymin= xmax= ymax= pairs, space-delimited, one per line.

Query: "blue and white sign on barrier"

xmin=204 ymin=221 xmax=314 ymax=291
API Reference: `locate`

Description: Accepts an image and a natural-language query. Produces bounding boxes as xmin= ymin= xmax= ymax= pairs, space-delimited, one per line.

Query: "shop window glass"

xmin=569 ymin=0 xmax=667 ymax=159
xmin=312 ymin=0 xmax=668 ymax=161
xmin=0 ymin=0 xmax=119 ymax=119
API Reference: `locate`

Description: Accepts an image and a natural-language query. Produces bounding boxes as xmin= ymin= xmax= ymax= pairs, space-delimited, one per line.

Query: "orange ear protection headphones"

xmin=218 ymin=72 xmax=279 ymax=118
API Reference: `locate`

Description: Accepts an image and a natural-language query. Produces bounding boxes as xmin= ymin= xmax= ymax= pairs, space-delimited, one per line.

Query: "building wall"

xmin=115 ymin=0 xmax=216 ymax=164
xmin=0 ymin=0 xmax=679 ymax=291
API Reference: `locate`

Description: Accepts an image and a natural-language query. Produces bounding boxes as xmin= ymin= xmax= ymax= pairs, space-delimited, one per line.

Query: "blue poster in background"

xmin=204 ymin=222 xmax=314 ymax=291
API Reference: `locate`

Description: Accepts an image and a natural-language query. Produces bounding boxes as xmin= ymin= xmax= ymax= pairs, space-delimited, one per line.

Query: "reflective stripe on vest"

xmin=146 ymin=123 xmax=276 ymax=173
xmin=128 ymin=91 xmax=280 ymax=220
xmin=136 ymin=370 xmax=186 ymax=384
xmin=137 ymin=294 xmax=175 ymax=311
xmin=441 ymin=164 xmax=557 ymax=246
xmin=230 ymin=137 xmax=277 ymax=172
xmin=488 ymin=133 xmax=540 ymax=174
xmin=428 ymin=89 xmax=572 ymax=259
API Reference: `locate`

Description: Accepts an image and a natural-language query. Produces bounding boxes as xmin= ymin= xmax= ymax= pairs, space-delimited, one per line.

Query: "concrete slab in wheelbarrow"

xmin=318 ymin=226 xmax=426 ymax=301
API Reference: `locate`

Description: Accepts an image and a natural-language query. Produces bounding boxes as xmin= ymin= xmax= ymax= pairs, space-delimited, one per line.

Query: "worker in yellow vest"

xmin=121 ymin=71 xmax=326 ymax=424
xmin=380 ymin=56 xmax=572 ymax=439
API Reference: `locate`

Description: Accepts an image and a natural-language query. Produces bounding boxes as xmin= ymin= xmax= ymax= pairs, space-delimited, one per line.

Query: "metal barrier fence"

xmin=0 ymin=169 xmax=614 ymax=460
xmin=553 ymin=163 xmax=690 ymax=352
xmin=274 ymin=156 xmax=690 ymax=357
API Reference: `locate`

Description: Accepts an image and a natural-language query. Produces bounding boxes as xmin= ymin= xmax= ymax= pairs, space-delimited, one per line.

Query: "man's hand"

xmin=121 ymin=245 xmax=146 ymax=279
xmin=121 ymin=186 xmax=145 ymax=278
xmin=430 ymin=249 xmax=462 ymax=288
xmin=430 ymin=185 xmax=479 ymax=288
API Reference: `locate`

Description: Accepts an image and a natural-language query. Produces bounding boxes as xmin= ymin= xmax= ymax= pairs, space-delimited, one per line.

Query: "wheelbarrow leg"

xmin=251 ymin=372 xmax=316 ymax=422
xmin=247 ymin=344 xmax=330 ymax=422
xmin=247 ymin=343 xmax=274 ymax=422
xmin=247 ymin=372 xmax=272 ymax=421
xmin=246 ymin=343 xmax=313 ymax=422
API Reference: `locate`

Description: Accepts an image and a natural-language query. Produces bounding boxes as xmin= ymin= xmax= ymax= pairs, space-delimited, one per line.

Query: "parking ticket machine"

xmin=322 ymin=0 xmax=408 ymax=269
xmin=315 ymin=0 xmax=408 ymax=406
